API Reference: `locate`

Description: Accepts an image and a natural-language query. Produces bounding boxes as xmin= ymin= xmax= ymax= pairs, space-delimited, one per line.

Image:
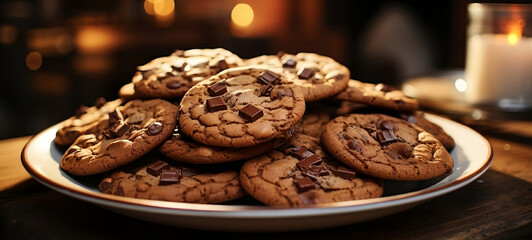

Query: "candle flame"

xmin=507 ymin=19 xmax=524 ymax=45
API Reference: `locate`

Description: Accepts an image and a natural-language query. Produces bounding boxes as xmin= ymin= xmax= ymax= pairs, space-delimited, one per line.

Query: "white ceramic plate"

xmin=21 ymin=114 xmax=492 ymax=232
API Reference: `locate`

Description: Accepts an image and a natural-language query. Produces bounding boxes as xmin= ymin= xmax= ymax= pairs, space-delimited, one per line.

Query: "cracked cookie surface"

xmin=321 ymin=114 xmax=453 ymax=180
xmin=334 ymin=79 xmax=419 ymax=112
xmin=179 ymin=66 xmax=305 ymax=147
xmin=54 ymin=98 xmax=123 ymax=146
xmin=60 ymin=99 xmax=179 ymax=176
xmin=244 ymin=52 xmax=350 ymax=102
xmin=293 ymin=102 xmax=331 ymax=138
xmin=99 ymin=153 xmax=245 ymax=203
xmin=240 ymin=134 xmax=383 ymax=206
xmin=130 ymin=48 xmax=244 ymax=99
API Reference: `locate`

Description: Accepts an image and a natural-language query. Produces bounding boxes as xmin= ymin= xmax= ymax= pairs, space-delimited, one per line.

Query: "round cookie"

xmin=54 ymin=98 xmax=123 ymax=146
xmin=99 ymin=153 xmax=245 ymax=203
xmin=293 ymin=102 xmax=331 ymax=138
xmin=240 ymin=134 xmax=383 ymax=206
xmin=400 ymin=111 xmax=455 ymax=151
xmin=334 ymin=79 xmax=419 ymax=112
xmin=118 ymin=83 xmax=141 ymax=100
xmin=132 ymin=48 xmax=244 ymax=99
xmin=179 ymin=66 xmax=306 ymax=147
xmin=158 ymin=123 xmax=289 ymax=164
xmin=245 ymin=52 xmax=350 ymax=102
xmin=60 ymin=99 xmax=179 ymax=176
xmin=321 ymin=113 xmax=453 ymax=181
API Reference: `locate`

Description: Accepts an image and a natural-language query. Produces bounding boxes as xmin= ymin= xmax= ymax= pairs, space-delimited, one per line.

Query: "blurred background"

xmin=0 ymin=0 xmax=527 ymax=139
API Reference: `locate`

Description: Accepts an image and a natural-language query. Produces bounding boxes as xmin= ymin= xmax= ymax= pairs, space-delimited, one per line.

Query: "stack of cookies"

xmin=55 ymin=48 xmax=455 ymax=206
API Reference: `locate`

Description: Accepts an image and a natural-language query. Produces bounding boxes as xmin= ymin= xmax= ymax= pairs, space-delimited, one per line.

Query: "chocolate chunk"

xmin=239 ymin=104 xmax=263 ymax=122
xmin=166 ymin=80 xmax=183 ymax=89
xmin=147 ymin=160 xmax=170 ymax=176
xmin=171 ymin=49 xmax=185 ymax=57
xmin=147 ymin=122 xmax=163 ymax=136
xmin=377 ymin=130 xmax=397 ymax=144
xmin=298 ymin=68 xmax=314 ymax=80
xmin=336 ymin=166 xmax=356 ymax=180
xmin=375 ymin=83 xmax=393 ymax=92
xmin=283 ymin=59 xmax=296 ymax=68
xmin=206 ymin=96 xmax=228 ymax=112
xmin=159 ymin=170 xmax=180 ymax=185
xmin=108 ymin=109 xmax=123 ymax=126
xmin=289 ymin=146 xmax=314 ymax=160
xmin=260 ymin=83 xmax=274 ymax=96
xmin=387 ymin=142 xmax=412 ymax=159
xmin=297 ymin=155 xmax=322 ymax=170
xmin=207 ymin=82 xmax=227 ymax=96
xmin=302 ymin=163 xmax=328 ymax=181
xmin=100 ymin=178 xmax=113 ymax=192
xmin=270 ymin=86 xmax=293 ymax=100
xmin=181 ymin=167 xmax=201 ymax=177
xmin=94 ymin=97 xmax=106 ymax=108
xmin=347 ymin=140 xmax=363 ymax=152
xmin=376 ymin=119 xmax=395 ymax=130
xmin=107 ymin=120 xmax=130 ymax=138
xmin=295 ymin=177 xmax=316 ymax=193
xmin=276 ymin=51 xmax=286 ymax=58
xmin=141 ymin=69 xmax=155 ymax=80
xmin=66 ymin=147 xmax=78 ymax=155
xmin=75 ymin=105 xmax=88 ymax=117
xmin=257 ymin=70 xmax=279 ymax=85
xmin=212 ymin=59 xmax=229 ymax=73
xmin=341 ymin=133 xmax=352 ymax=140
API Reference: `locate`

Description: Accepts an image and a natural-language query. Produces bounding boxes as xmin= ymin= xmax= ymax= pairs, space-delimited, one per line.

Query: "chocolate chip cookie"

xmin=245 ymin=52 xmax=350 ymax=102
xmin=293 ymin=102 xmax=331 ymax=138
xmin=400 ymin=111 xmax=455 ymax=151
xmin=321 ymin=113 xmax=453 ymax=181
xmin=334 ymin=79 xmax=419 ymax=112
xmin=179 ymin=66 xmax=306 ymax=147
xmin=131 ymin=48 xmax=244 ymax=99
xmin=99 ymin=153 xmax=245 ymax=203
xmin=240 ymin=133 xmax=383 ymax=206
xmin=60 ymin=99 xmax=179 ymax=176
xmin=54 ymin=98 xmax=123 ymax=146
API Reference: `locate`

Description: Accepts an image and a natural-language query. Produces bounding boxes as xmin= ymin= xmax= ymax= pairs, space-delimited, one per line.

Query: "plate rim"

xmin=20 ymin=113 xmax=493 ymax=218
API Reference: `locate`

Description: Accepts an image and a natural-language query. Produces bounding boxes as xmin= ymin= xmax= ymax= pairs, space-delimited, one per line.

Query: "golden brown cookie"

xmin=321 ymin=113 xmax=453 ymax=180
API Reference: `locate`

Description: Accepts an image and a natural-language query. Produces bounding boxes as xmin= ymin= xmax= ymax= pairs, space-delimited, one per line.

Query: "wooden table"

xmin=1 ymin=119 xmax=531 ymax=239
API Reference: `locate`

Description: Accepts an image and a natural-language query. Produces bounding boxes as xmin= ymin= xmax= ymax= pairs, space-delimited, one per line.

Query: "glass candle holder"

xmin=465 ymin=3 xmax=532 ymax=110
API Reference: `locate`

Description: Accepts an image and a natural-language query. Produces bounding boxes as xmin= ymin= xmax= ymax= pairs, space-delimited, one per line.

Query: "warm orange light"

xmin=144 ymin=0 xmax=155 ymax=15
xmin=231 ymin=3 xmax=254 ymax=27
xmin=507 ymin=19 xmax=524 ymax=45
xmin=153 ymin=0 xmax=174 ymax=17
xmin=26 ymin=51 xmax=42 ymax=70
xmin=75 ymin=26 xmax=118 ymax=53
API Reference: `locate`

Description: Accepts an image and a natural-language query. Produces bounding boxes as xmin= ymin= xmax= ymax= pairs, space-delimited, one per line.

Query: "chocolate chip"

xmin=239 ymin=104 xmax=263 ymax=122
xmin=212 ymin=59 xmax=229 ymax=73
xmin=147 ymin=160 xmax=170 ymax=176
xmin=141 ymin=69 xmax=156 ymax=80
xmin=159 ymin=170 xmax=180 ymax=185
xmin=260 ymin=83 xmax=274 ymax=96
xmin=295 ymin=177 xmax=316 ymax=193
xmin=94 ymin=97 xmax=106 ymax=108
xmin=341 ymin=133 xmax=352 ymax=140
xmin=289 ymin=146 xmax=314 ymax=160
xmin=302 ymin=163 xmax=328 ymax=181
xmin=147 ymin=122 xmax=163 ymax=136
xmin=257 ymin=71 xmax=279 ymax=85
xmin=171 ymin=49 xmax=185 ymax=57
xmin=297 ymin=155 xmax=323 ymax=171
xmin=377 ymin=130 xmax=397 ymax=144
xmin=166 ymin=80 xmax=183 ymax=89
xmin=376 ymin=119 xmax=395 ymax=130
xmin=66 ymin=147 xmax=78 ymax=155
xmin=108 ymin=109 xmax=123 ymax=126
xmin=298 ymin=68 xmax=314 ymax=80
xmin=347 ymin=140 xmax=363 ymax=152
xmin=276 ymin=51 xmax=286 ymax=58
xmin=207 ymin=82 xmax=227 ymax=96
xmin=206 ymin=96 xmax=228 ymax=112
xmin=75 ymin=105 xmax=88 ymax=118
xmin=100 ymin=178 xmax=113 ymax=192
xmin=107 ymin=120 xmax=130 ymax=138
xmin=283 ymin=59 xmax=296 ymax=68
xmin=375 ymin=83 xmax=393 ymax=92
xmin=181 ymin=167 xmax=201 ymax=177
xmin=386 ymin=142 xmax=412 ymax=159
xmin=335 ymin=166 xmax=356 ymax=180
xmin=270 ymin=86 xmax=293 ymax=100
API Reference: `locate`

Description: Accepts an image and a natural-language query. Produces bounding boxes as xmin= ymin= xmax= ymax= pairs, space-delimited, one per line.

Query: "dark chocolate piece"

xmin=276 ymin=51 xmax=286 ymax=58
xmin=94 ymin=97 xmax=106 ymax=108
xmin=147 ymin=160 xmax=170 ymax=176
xmin=289 ymin=146 xmax=314 ymax=160
xmin=270 ymin=86 xmax=293 ymax=100
xmin=283 ymin=59 xmax=296 ymax=68
xmin=260 ymin=83 xmax=274 ymax=96
xmin=347 ymin=140 xmax=363 ymax=152
xmin=375 ymin=83 xmax=393 ymax=92
xmin=376 ymin=119 xmax=395 ymax=130
xmin=171 ymin=49 xmax=185 ymax=57
xmin=257 ymin=71 xmax=279 ymax=85
xmin=108 ymin=109 xmax=123 ymax=126
xmin=166 ymin=80 xmax=183 ymax=89
xmin=336 ymin=166 xmax=356 ymax=180
xmin=206 ymin=96 xmax=228 ymax=112
xmin=302 ymin=163 xmax=328 ymax=181
xmin=297 ymin=155 xmax=322 ymax=170
xmin=377 ymin=130 xmax=397 ymax=144
xmin=239 ymin=104 xmax=263 ymax=122
xmin=212 ymin=59 xmax=229 ymax=73
xmin=147 ymin=122 xmax=163 ymax=136
xmin=159 ymin=170 xmax=180 ymax=185
xmin=181 ymin=167 xmax=201 ymax=177
xmin=298 ymin=68 xmax=314 ymax=80
xmin=387 ymin=142 xmax=412 ymax=159
xmin=295 ymin=177 xmax=316 ymax=193
xmin=75 ymin=105 xmax=88 ymax=117
xmin=107 ymin=120 xmax=130 ymax=138
xmin=207 ymin=82 xmax=227 ymax=96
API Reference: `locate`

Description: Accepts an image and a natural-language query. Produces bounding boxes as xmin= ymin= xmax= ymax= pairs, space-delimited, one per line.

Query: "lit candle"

xmin=465 ymin=17 xmax=532 ymax=109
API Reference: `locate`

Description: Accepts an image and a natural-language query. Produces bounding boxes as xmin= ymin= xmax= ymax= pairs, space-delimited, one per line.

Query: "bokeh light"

xmin=26 ymin=51 xmax=42 ymax=70
xmin=231 ymin=3 xmax=254 ymax=27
